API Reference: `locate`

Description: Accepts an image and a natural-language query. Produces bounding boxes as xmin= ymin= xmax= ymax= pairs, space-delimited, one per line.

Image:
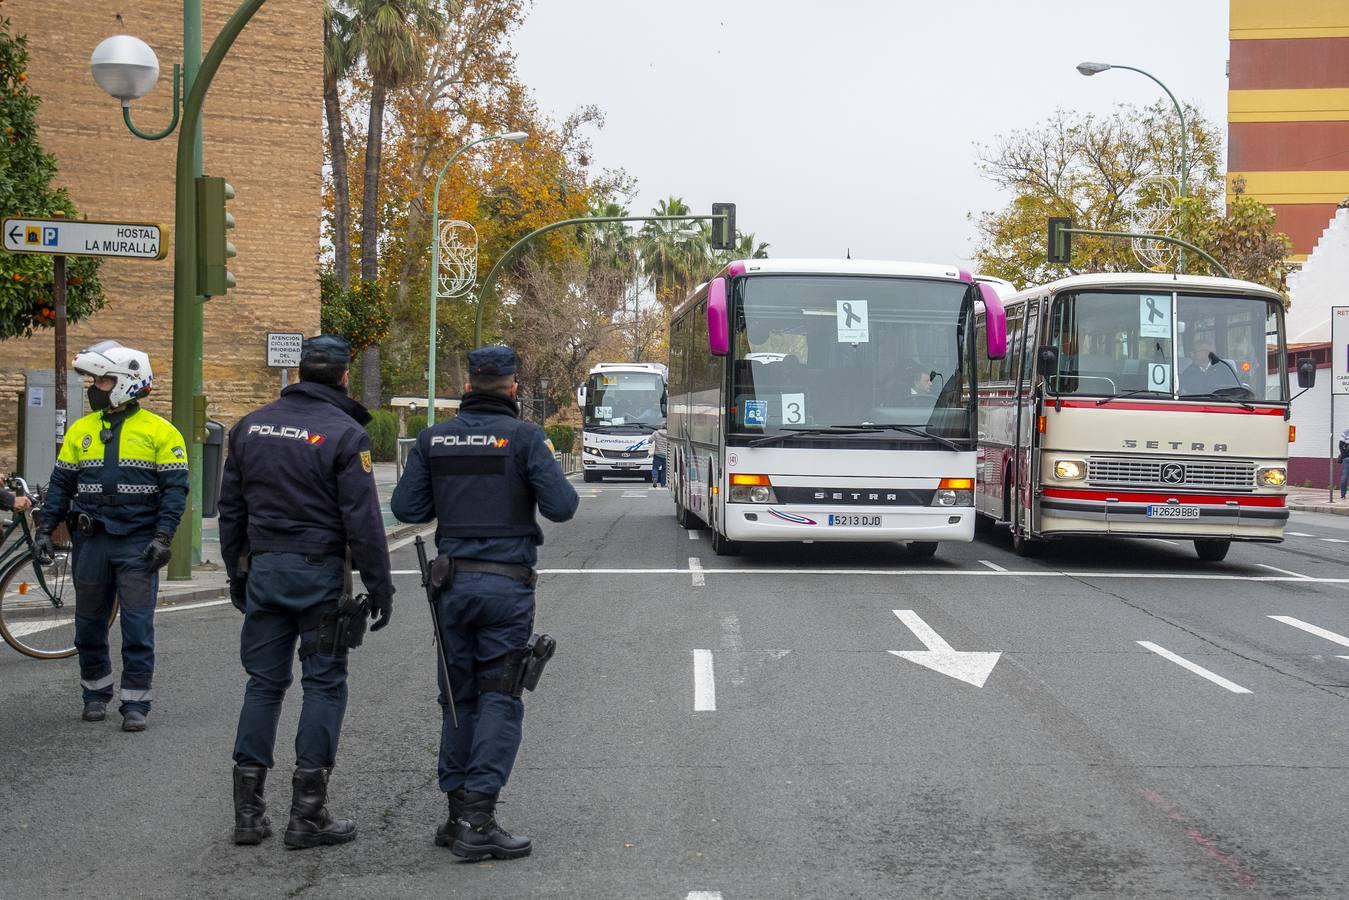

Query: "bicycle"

xmin=0 ymin=476 xmax=115 ymax=659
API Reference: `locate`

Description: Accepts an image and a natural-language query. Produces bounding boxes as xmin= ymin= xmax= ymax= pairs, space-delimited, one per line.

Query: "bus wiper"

xmin=865 ymin=425 xmax=965 ymax=451
xmin=1178 ymin=392 xmax=1256 ymax=411
xmin=747 ymin=426 xmax=881 ymax=448
xmin=1095 ymin=389 xmax=1169 ymax=407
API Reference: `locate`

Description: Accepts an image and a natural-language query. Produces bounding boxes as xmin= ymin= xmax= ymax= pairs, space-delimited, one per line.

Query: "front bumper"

xmin=724 ymin=504 xmax=975 ymax=542
xmin=1037 ymin=487 xmax=1287 ymax=540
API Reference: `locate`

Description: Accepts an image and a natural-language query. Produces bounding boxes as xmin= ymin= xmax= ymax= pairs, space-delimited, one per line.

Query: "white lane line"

xmin=687 ymin=892 xmax=723 ymax=900
xmin=978 ymin=560 xmax=1007 ymax=572
xmin=689 ymin=557 xmax=705 ymax=587
xmin=1137 ymin=641 xmax=1252 ymax=694
xmin=621 ymin=490 xmax=648 ymax=498
xmin=532 ymin=567 xmax=1349 ymax=583
xmin=7 ymin=596 xmax=236 ymax=638
xmin=1286 ymin=532 xmax=1314 ymax=537
xmin=1257 ymin=563 xmax=1312 ymax=580
xmin=687 ymin=529 xmax=699 ymax=540
xmin=1269 ymin=615 xmax=1349 ymax=649
xmin=692 ymin=650 xmax=716 ymax=712
xmin=160 ymin=598 xmax=232 ymax=613
xmin=1322 ymin=538 xmax=1349 ymax=544
xmin=1149 ymin=538 xmax=1179 ymax=546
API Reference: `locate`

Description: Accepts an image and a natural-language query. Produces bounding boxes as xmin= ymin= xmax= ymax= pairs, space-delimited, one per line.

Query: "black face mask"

xmin=87 ymin=385 xmax=113 ymax=411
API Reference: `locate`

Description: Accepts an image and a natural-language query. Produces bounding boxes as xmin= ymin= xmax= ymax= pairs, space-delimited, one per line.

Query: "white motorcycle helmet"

xmin=72 ymin=340 xmax=154 ymax=408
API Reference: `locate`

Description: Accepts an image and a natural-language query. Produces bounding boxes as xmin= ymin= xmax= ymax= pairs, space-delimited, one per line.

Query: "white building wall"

xmin=1287 ymin=207 xmax=1349 ymax=344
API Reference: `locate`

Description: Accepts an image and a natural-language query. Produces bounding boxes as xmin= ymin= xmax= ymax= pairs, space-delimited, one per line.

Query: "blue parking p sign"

xmin=42 ymin=227 xmax=58 ymax=246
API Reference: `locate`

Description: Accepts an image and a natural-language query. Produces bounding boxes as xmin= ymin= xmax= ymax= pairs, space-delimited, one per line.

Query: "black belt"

xmin=453 ymin=558 xmax=537 ymax=588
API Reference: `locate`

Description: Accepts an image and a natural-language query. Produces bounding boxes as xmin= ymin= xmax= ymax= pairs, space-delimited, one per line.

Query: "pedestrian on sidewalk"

xmin=34 ymin=341 xmax=187 ymax=733
xmin=651 ymin=426 xmax=668 ymax=487
xmin=219 ymin=335 xmax=395 ymax=849
xmin=392 ymin=345 xmax=579 ymax=861
xmin=1338 ymin=427 xmax=1349 ymax=500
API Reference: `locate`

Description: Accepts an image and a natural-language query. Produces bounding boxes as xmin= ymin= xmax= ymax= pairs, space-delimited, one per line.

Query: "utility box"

xmin=201 ymin=419 xmax=226 ymax=518
xmin=18 ymin=370 xmax=84 ymax=486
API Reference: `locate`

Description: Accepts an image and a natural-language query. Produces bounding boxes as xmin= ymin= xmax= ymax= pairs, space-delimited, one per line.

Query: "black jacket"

xmin=218 ymin=381 xmax=394 ymax=602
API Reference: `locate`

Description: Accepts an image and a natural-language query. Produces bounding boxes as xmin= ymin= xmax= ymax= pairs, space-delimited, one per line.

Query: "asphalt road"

xmin=3 ymin=481 xmax=1349 ymax=899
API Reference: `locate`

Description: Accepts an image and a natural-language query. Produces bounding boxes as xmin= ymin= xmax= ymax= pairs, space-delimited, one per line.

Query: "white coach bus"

xmin=667 ymin=258 xmax=1007 ymax=556
xmin=576 ymin=362 xmax=668 ymax=483
xmin=974 ymin=272 xmax=1314 ymax=561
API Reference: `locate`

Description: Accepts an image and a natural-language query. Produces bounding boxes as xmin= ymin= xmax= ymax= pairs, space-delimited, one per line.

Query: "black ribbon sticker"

xmin=842 ymin=302 xmax=861 ymax=328
xmin=1145 ymin=296 xmax=1165 ymax=323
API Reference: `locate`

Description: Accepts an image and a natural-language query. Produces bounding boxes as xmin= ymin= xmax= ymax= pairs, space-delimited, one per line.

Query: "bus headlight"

xmin=932 ymin=478 xmax=973 ymax=507
xmin=1053 ymin=458 xmax=1086 ymax=481
xmin=729 ymin=474 xmax=777 ymax=503
xmin=1256 ymin=466 xmax=1287 ymax=487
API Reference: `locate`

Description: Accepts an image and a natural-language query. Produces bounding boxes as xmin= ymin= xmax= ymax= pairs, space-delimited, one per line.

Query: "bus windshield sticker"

xmin=1148 ymin=362 xmax=1171 ymax=391
xmin=1140 ymin=295 xmax=1171 ymax=338
xmin=836 ymin=300 xmax=869 ymax=343
xmin=781 ymin=393 xmax=806 ymax=425
xmin=744 ymin=399 xmax=768 ymax=427
xmin=594 ymin=406 xmax=612 ymax=420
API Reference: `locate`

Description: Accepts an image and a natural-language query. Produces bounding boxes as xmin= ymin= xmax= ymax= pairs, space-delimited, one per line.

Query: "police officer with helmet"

xmin=392 ymin=345 xmax=578 ymax=860
xmin=36 ymin=340 xmax=188 ymax=732
xmin=218 ymin=335 xmax=394 ymax=849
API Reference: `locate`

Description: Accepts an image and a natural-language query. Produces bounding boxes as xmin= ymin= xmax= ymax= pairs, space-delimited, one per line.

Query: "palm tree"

xmin=734 ymin=231 xmax=770 ymax=260
xmin=639 ymin=196 xmax=701 ymax=307
xmin=323 ymin=1 xmax=358 ymax=290
xmin=351 ymin=0 xmax=445 ymax=407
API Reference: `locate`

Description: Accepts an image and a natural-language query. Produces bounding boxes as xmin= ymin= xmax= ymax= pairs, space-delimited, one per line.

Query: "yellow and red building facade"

xmin=1227 ymin=0 xmax=1349 ymax=260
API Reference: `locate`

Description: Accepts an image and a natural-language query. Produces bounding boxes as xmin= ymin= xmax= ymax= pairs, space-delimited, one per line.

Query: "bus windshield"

xmin=584 ymin=371 xmax=665 ymax=431
xmin=1044 ymin=291 xmax=1287 ymax=403
xmin=731 ymin=275 xmax=973 ymax=440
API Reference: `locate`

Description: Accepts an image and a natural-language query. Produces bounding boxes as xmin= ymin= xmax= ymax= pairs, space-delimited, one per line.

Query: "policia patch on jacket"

xmin=360 ymin=450 xmax=372 ymax=473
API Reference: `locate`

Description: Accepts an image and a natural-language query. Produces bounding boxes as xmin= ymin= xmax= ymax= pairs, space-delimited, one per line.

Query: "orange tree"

xmin=0 ymin=14 xmax=103 ymax=339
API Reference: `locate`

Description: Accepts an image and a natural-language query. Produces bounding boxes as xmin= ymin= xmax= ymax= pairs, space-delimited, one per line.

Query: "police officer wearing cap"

xmin=392 ymin=345 xmax=578 ymax=860
xmin=218 ymin=335 xmax=394 ymax=849
xmin=36 ymin=340 xmax=187 ymax=732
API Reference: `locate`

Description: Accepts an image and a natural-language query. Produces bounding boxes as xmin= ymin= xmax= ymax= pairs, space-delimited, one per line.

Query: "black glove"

xmin=33 ymin=528 xmax=56 ymax=565
xmin=368 ymin=594 xmax=392 ymax=632
xmin=229 ymin=577 xmax=247 ymax=613
xmin=142 ymin=532 xmax=173 ymax=570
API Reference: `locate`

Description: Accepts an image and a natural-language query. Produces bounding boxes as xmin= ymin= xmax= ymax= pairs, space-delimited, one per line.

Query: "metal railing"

xmin=556 ymin=452 xmax=580 ymax=476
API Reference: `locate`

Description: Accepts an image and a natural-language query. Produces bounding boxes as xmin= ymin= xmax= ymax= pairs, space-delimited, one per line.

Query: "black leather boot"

xmin=433 ymin=789 xmax=465 ymax=848
xmin=283 ymin=767 xmax=356 ymax=849
xmin=232 ymin=765 xmax=273 ymax=845
xmin=450 ymin=791 xmax=531 ymax=860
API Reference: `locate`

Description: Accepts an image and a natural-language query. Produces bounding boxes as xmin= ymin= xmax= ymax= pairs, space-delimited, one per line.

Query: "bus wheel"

xmin=583 ymin=470 xmax=600 ymax=483
xmin=1194 ymin=539 xmax=1230 ymax=562
xmin=711 ymin=527 xmax=740 ymax=556
xmin=1012 ymin=528 xmax=1040 ymax=557
xmin=908 ymin=541 xmax=938 ymax=559
xmin=675 ymin=496 xmax=697 ymax=529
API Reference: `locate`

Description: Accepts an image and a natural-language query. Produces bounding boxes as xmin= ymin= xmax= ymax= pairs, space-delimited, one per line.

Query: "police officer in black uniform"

xmin=218 ymin=335 xmax=395 ymax=849
xmin=392 ymin=345 xmax=578 ymax=860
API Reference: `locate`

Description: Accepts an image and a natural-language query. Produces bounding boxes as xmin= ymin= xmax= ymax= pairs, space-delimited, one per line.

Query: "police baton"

xmin=415 ymin=536 xmax=458 ymax=728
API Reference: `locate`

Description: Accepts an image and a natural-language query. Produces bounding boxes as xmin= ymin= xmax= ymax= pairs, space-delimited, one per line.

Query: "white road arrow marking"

xmin=888 ymin=609 xmax=1001 ymax=687
xmin=1269 ymin=615 xmax=1349 ymax=649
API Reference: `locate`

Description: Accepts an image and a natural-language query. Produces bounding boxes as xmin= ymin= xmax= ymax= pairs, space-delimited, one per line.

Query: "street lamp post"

xmin=92 ymin=1 xmax=269 ymax=580
xmin=425 ymin=131 xmax=527 ymax=426
xmin=1076 ymin=62 xmax=1188 ymax=199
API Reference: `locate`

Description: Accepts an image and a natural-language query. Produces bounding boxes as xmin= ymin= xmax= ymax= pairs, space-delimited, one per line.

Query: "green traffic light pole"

xmin=117 ymin=0 xmax=267 ymax=580
xmin=1061 ymin=226 xmax=1230 ymax=278
xmin=473 ymin=214 xmax=728 ymax=347
xmin=426 ymin=131 xmax=528 ymax=426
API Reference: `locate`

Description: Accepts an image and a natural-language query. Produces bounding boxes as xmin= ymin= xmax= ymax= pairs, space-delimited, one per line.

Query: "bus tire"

xmin=583 ymin=470 xmax=600 ymax=483
xmin=1012 ymin=528 xmax=1040 ymax=557
xmin=908 ymin=541 xmax=938 ymax=559
xmin=1194 ymin=539 xmax=1230 ymax=562
xmin=711 ymin=527 xmax=740 ymax=556
xmin=675 ymin=497 xmax=698 ymax=529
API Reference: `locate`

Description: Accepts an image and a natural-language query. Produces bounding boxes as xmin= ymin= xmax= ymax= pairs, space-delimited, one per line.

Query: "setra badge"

xmin=360 ymin=450 xmax=372 ymax=473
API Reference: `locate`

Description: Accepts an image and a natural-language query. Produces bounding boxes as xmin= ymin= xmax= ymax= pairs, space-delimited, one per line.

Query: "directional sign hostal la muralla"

xmin=2 ymin=217 xmax=168 ymax=261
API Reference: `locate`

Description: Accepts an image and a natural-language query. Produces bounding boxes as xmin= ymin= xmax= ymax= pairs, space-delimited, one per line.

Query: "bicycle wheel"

xmin=0 ymin=540 xmax=83 ymax=659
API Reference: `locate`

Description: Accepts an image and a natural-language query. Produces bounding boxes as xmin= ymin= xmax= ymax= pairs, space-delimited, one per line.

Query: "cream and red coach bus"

xmin=974 ymin=272 xmax=1315 ymax=561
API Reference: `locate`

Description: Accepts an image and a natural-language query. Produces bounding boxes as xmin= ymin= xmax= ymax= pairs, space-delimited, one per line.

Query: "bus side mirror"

xmin=1297 ymin=358 xmax=1316 ymax=389
xmin=977 ymin=282 xmax=1007 ymax=360
xmin=708 ymin=277 xmax=730 ymax=357
xmin=660 ymin=391 xmax=668 ymax=416
xmin=1037 ymin=345 xmax=1059 ymax=378
xmin=576 ymin=385 xmax=587 ymax=407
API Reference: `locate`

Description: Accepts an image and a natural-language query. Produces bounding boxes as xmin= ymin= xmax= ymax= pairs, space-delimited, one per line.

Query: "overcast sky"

xmin=513 ymin=0 xmax=1230 ymax=265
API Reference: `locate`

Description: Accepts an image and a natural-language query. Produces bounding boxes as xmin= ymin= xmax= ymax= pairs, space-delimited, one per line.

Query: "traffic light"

xmin=196 ymin=175 xmax=236 ymax=297
xmin=1047 ymin=216 xmax=1073 ymax=265
xmin=710 ymin=201 xmax=736 ymax=251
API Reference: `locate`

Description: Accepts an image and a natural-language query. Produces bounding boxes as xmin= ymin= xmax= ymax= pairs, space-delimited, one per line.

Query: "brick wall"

xmin=0 ymin=0 xmax=323 ymax=470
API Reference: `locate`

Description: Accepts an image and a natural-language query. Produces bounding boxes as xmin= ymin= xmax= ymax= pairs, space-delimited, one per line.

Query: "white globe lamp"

xmin=90 ymin=35 xmax=160 ymax=106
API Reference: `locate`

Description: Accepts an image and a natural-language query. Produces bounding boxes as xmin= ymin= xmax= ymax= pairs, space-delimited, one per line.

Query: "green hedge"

xmin=407 ymin=413 xmax=428 ymax=436
xmin=544 ymin=423 xmax=575 ymax=454
xmin=366 ymin=409 xmax=398 ymax=462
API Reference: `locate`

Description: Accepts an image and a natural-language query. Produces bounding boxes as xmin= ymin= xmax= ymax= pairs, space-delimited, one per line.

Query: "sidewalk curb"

xmin=1289 ymin=503 xmax=1349 ymax=517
